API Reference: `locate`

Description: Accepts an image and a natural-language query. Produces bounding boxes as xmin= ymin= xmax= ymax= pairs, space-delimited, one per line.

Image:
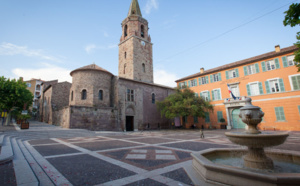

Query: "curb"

xmin=0 ymin=136 xmax=13 ymax=164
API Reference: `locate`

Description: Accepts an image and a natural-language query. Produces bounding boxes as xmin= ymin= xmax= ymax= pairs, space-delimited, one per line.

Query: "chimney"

xmin=275 ymin=45 xmax=280 ymax=52
xmin=200 ymin=68 xmax=204 ymax=73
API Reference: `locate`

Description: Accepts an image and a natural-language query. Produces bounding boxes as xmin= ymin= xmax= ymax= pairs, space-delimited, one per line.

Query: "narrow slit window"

xmin=81 ymin=89 xmax=87 ymax=100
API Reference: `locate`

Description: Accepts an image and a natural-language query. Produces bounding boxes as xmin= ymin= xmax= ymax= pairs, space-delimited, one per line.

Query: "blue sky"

xmin=0 ymin=0 xmax=299 ymax=87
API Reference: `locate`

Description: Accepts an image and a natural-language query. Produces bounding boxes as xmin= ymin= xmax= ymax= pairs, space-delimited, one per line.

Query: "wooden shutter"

xmin=199 ymin=78 xmax=202 ymax=85
xmin=282 ymin=56 xmax=288 ymax=67
xmin=291 ymin=76 xmax=299 ymax=90
xmin=279 ymin=78 xmax=285 ymax=92
xmin=206 ymin=76 xmax=209 ymax=84
xmin=211 ymin=90 xmax=215 ymax=101
xmin=255 ymin=63 xmax=260 ymax=73
xmin=243 ymin=66 xmax=248 ymax=76
xmin=210 ymin=75 xmax=213 ymax=83
xmin=258 ymin=82 xmax=264 ymax=95
xmin=218 ymin=73 xmax=222 ymax=81
xmin=265 ymin=81 xmax=270 ymax=94
xmin=275 ymin=58 xmax=280 ymax=69
xmin=217 ymin=89 xmax=221 ymax=100
xmin=226 ymin=71 xmax=229 ymax=79
xmin=262 ymin=62 xmax=266 ymax=72
xmin=200 ymin=92 xmax=203 ymax=98
xmin=207 ymin=91 xmax=211 ymax=101
xmin=246 ymin=84 xmax=251 ymax=96
xmin=235 ymin=69 xmax=239 ymax=77
xmin=275 ymin=107 xmax=280 ymax=121
xmin=188 ymin=80 xmax=191 ymax=87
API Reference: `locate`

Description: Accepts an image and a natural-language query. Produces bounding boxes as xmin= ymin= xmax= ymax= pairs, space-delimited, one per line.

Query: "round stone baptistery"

xmin=70 ymin=64 xmax=113 ymax=107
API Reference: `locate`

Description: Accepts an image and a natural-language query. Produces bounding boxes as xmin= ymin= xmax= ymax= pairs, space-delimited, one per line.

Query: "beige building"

xmin=25 ymin=78 xmax=43 ymax=109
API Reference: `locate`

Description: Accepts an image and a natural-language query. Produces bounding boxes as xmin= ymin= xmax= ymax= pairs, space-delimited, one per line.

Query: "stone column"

xmin=226 ymin=108 xmax=231 ymax=130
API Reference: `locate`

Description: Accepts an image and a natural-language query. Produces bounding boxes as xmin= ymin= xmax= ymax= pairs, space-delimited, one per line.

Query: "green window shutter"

xmin=211 ymin=90 xmax=215 ymax=101
xmin=178 ymin=83 xmax=181 ymax=88
xmin=210 ymin=75 xmax=213 ymax=83
xmin=207 ymin=91 xmax=211 ymax=101
xmin=280 ymin=107 xmax=286 ymax=121
xmin=205 ymin=112 xmax=210 ymax=123
xmin=194 ymin=116 xmax=198 ymax=123
xmin=217 ymin=89 xmax=221 ymax=100
xmin=246 ymin=84 xmax=251 ymax=96
xmin=291 ymin=76 xmax=300 ymax=90
xmin=218 ymin=73 xmax=222 ymax=81
xmin=200 ymin=92 xmax=203 ymax=98
xmin=206 ymin=76 xmax=209 ymax=84
xmin=258 ymin=82 xmax=264 ymax=95
xmin=243 ymin=66 xmax=248 ymax=76
xmin=275 ymin=107 xmax=280 ymax=121
xmin=255 ymin=63 xmax=260 ymax=73
xmin=184 ymin=81 xmax=187 ymax=87
xmin=275 ymin=58 xmax=280 ymax=69
xmin=199 ymin=78 xmax=202 ymax=85
xmin=217 ymin=111 xmax=223 ymax=122
xmin=188 ymin=80 xmax=191 ymax=87
xmin=279 ymin=78 xmax=285 ymax=92
xmin=226 ymin=71 xmax=229 ymax=79
xmin=265 ymin=81 xmax=270 ymax=94
xmin=195 ymin=93 xmax=198 ymax=97
xmin=282 ymin=56 xmax=288 ymax=67
xmin=235 ymin=69 xmax=239 ymax=77
xmin=262 ymin=61 xmax=266 ymax=72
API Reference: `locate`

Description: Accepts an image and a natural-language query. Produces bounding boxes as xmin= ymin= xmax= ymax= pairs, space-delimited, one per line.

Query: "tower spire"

xmin=128 ymin=0 xmax=142 ymax=17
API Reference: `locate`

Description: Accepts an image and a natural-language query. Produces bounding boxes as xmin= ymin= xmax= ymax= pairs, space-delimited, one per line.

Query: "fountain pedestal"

xmin=244 ymin=147 xmax=273 ymax=169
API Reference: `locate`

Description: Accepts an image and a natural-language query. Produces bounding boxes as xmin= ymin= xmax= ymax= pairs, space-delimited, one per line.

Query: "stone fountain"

xmin=189 ymin=97 xmax=300 ymax=186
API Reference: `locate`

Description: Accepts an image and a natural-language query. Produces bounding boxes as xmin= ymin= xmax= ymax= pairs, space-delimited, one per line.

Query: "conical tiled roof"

xmin=128 ymin=0 xmax=142 ymax=17
xmin=70 ymin=64 xmax=113 ymax=76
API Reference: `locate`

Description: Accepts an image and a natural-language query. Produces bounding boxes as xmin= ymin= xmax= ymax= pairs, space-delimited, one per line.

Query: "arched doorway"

xmin=232 ymin=109 xmax=246 ymax=129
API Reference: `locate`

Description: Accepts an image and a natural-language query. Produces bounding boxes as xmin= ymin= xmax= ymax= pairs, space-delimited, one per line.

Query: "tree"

xmin=156 ymin=87 xmax=213 ymax=123
xmin=283 ymin=3 xmax=300 ymax=71
xmin=0 ymin=76 xmax=33 ymax=113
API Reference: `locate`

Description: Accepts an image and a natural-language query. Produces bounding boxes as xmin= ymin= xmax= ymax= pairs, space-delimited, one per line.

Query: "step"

xmin=11 ymin=137 xmax=39 ymax=186
xmin=17 ymin=139 xmax=55 ymax=186
xmin=0 ymin=134 xmax=4 ymax=146
xmin=0 ymin=136 xmax=13 ymax=164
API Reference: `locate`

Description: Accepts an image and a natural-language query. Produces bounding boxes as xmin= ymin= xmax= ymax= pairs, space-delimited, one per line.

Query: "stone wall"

xmin=70 ymin=71 xmax=112 ymax=107
xmin=68 ymin=106 xmax=120 ymax=131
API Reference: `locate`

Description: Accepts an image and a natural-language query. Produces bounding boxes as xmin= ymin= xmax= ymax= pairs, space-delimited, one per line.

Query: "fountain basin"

xmin=191 ymin=148 xmax=300 ymax=186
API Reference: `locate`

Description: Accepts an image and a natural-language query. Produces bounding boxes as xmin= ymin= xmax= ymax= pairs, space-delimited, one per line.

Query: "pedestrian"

xmin=200 ymin=129 xmax=204 ymax=138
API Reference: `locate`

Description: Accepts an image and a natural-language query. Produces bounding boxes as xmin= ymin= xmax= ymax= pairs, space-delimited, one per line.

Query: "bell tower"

xmin=118 ymin=0 xmax=153 ymax=83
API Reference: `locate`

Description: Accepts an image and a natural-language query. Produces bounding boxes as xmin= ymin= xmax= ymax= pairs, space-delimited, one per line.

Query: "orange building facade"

xmin=175 ymin=45 xmax=300 ymax=131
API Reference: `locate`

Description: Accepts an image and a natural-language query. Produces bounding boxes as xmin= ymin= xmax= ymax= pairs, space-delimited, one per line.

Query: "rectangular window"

xmin=199 ymin=76 xmax=209 ymax=85
xmin=211 ymin=89 xmax=222 ymax=101
xmin=213 ymin=74 xmax=219 ymax=82
xmin=247 ymin=82 xmax=264 ymax=96
xmin=194 ymin=116 xmax=198 ymax=123
xmin=265 ymin=78 xmax=285 ymax=94
xmin=228 ymin=69 xmax=236 ymax=79
xmin=210 ymin=73 xmax=222 ymax=83
xmin=287 ymin=55 xmax=295 ymax=66
xmin=266 ymin=60 xmax=276 ymax=71
xmin=275 ymin=107 xmax=286 ymax=121
xmin=190 ymin=79 xmax=197 ymax=87
xmin=26 ymin=83 xmax=31 ymax=87
xmin=179 ymin=81 xmax=187 ymax=89
xmin=205 ymin=112 xmax=210 ymax=123
xmin=269 ymin=79 xmax=280 ymax=93
xmin=217 ymin=111 xmax=223 ymax=122
xmin=229 ymin=85 xmax=240 ymax=97
xmin=289 ymin=74 xmax=300 ymax=90
xmin=248 ymin=64 xmax=256 ymax=75
xmin=127 ymin=89 xmax=134 ymax=102
xmin=250 ymin=83 xmax=260 ymax=96
xmin=200 ymin=91 xmax=210 ymax=101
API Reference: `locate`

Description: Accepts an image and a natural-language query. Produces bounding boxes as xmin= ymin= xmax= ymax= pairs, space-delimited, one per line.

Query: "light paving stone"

xmin=126 ymin=154 xmax=146 ymax=159
xmin=131 ymin=149 xmax=147 ymax=153
xmin=156 ymin=155 xmax=176 ymax=160
xmin=155 ymin=150 xmax=172 ymax=154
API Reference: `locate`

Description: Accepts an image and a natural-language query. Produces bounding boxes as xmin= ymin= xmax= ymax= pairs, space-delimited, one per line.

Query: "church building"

xmin=40 ymin=0 xmax=174 ymax=131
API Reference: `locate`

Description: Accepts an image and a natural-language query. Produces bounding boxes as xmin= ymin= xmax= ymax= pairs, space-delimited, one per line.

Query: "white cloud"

xmin=154 ymin=69 xmax=178 ymax=87
xmin=12 ymin=63 xmax=72 ymax=83
xmin=144 ymin=0 xmax=159 ymax=15
xmin=84 ymin=43 xmax=118 ymax=54
xmin=103 ymin=31 xmax=109 ymax=38
xmin=0 ymin=42 xmax=61 ymax=62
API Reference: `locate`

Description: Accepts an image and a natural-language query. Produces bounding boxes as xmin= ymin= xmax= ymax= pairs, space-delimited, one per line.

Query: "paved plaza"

xmin=0 ymin=121 xmax=300 ymax=186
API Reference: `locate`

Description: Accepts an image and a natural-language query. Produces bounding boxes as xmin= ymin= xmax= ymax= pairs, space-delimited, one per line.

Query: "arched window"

xmin=81 ymin=89 xmax=87 ymax=100
xmin=124 ymin=64 xmax=126 ymax=74
xmin=125 ymin=52 xmax=127 ymax=59
xmin=71 ymin=91 xmax=73 ymax=101
xmin=124 ymin=25 xmax=128 ymax=37
xmin=152 ymin=93 xmax=155 ymax=104
xmin=141 ymin=25 xmax=144 ymax=38
xmin=99 ymin=90 xmax=103 ymax=100
xmin=142 ymin=63 xmax=145 ymax=73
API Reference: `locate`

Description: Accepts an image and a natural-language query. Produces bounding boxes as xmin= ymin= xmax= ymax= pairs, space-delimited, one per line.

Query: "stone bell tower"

xmin=118 ymin=0 xmax=153 ymax=83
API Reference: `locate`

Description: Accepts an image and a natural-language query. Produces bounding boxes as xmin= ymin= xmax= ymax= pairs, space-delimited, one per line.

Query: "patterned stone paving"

xmin=2 ymin=121 xmax=300 ymax=186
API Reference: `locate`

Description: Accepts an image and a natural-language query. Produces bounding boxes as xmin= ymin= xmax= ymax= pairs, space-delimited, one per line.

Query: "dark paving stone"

xmin=0 ymin=161 xmax=16 ymax=186
xmin=105 ymin=135 xmax=144 ymax=139
xmin=128 ymin=159 xmax=173 ymax=170
xmin=48 ymin=154 xmax=136 ymax=186
xmin=33 ymin=144 xmax=80 ymax=156
xmin=162 ymin=141 xmax=233 ymax=151
xmin=28 ymin=139 xmax=59 ymax=145
xmin=125 ymin=137 xmax=179 ymax=144
xmin=124 ymin=178 xmax=167 ymax=186
xmin=164 ymin=135 xmax=200 ymax=140
xmin=162 ymin=168 xmax=193 ymax=185
xmin=273 ymin=143 xmax=300 ymax=151
xmin=74 ymin=140 xmax=140 ymax=151
xmin=175 ymin=151 xmax=191 ymax=159
xmin=107 ymin=149 xmax=129 ymax=159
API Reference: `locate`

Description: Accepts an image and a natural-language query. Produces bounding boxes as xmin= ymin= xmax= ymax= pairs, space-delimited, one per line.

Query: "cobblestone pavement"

xmin=1 ymin=121 xmax=300 ymax=186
